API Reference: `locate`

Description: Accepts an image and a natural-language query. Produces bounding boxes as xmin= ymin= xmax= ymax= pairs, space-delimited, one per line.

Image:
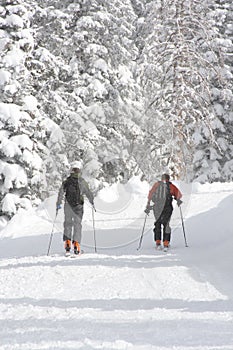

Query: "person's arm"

xmin=56 ymin=181 xmax=66 ymax=208
xmin=79 ymin=177 xmax=94 ymax=205
xmin=170 ymin=183 xmax=182 ymax=206
xmin=147 ymin=182 xmax=160 ymax=202
xmin=170 ymin=183 xmax=182 ymax=199
xmin=144 ymin=182 xmax=159 ymax=214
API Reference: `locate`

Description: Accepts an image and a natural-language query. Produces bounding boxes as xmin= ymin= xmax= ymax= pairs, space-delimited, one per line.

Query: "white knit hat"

xmin=71 ymin=160 xmax=83 ymax=170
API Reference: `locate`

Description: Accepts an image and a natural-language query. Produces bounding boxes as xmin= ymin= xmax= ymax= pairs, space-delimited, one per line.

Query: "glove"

xmin=177 ymin=199 xmax=183 ymax=207
xmin=144 ymin=205 xmax=151 ymax=215
xmin=56 ymin=204 xmax=62 ymax=210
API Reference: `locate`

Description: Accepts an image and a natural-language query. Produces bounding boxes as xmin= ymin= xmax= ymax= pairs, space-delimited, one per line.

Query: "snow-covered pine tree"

xmin=136 ymin=0 xmax=233 ymax=182
xmin=0 ymin=1 xmax=48 ymax=220
xmin=27 ymin=1 xmax=73 ymax=191
xmin=30 ymin=0 xmax=144 ymax=190
xmin=204 ymin=0 xmax=233 ymax=181
xmin=1 ymin=0 xmax=232 ymax=225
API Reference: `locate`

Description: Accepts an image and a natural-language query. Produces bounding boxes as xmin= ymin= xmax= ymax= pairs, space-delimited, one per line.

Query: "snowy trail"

xmin=0 ymin=253 xmax=225 ymax=302
xmin=0 ymin=180 xmax=233 ymax=349
xmin=0 ymin=249 xmax=233 ymax=350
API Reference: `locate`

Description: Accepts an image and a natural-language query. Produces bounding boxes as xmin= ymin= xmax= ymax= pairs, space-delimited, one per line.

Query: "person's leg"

xmin=63 ymin=202 xmax=73 ymax=251
xmin=72 ymin=204 xmax=84 ymax=253
xmin=153 ymin=219 xmax=162 ymax=247
xmin=163 ymin=219 xmax=171 ymax=247
xmin=161 ymin=207 xmax=173 ymax=248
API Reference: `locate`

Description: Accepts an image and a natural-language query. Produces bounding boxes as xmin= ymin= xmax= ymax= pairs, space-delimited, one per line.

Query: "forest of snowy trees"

xmin=0 ymin=0 xmax=232 ymax=220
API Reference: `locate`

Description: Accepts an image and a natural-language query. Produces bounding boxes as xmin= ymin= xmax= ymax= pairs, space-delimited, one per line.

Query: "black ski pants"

xmin=153 ymin=206 xmax=173 ymax=243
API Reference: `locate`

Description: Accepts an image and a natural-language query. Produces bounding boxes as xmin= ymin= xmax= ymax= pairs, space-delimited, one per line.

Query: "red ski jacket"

xmin=147 ymin=181 xmax=182 ymax=203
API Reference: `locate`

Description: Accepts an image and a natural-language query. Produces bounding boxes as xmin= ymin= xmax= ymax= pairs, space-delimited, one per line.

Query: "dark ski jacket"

xmin=57 ymin=172 xmax=94 ymax=208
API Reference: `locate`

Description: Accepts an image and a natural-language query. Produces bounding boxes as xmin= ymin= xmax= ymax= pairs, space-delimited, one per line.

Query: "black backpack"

xmin=151 ymin=181 xmax=173 ymax=209
xmin=64 ymin=176 xmax=82 ymax=206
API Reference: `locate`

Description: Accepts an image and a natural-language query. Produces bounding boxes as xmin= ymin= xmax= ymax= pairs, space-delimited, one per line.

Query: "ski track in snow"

xmin=0 ymin=181 xmax=233 ymax=350
xmin=0 ymin=251 xmax=233 ymax=350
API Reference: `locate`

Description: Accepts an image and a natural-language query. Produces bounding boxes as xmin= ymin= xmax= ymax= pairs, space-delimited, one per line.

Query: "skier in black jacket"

xmin=56 ymin=161 xmax=94 ymax=255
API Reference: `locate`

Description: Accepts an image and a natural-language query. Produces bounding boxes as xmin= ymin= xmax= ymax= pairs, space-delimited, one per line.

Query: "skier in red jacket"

xmin=145 ymin=174 xmax=182 ymax=251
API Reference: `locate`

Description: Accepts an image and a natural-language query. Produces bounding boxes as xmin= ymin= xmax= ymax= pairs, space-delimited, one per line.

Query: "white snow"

xmin=0 ymin=162 xmax=27 ymax=190
xmin=5 ymin=14 xmax=24 ymax=28
xmin=93 ymin=58 xmax=109 ymax=73
xmin=2 ymin=48 xmax=25 ymax=68
xmin=0 ymin=177 xmax=233 ymax=349
xmin=10 ymin=134 xmax=33 ymax=151
xmin=88 ymin=78 xmax=108 ymax=98
xmin=0 ymin=137 xmax=21 ymax=158
xmin=0 ymin=69 xmax=11 ymax=86
xmin=0 ymin=103 xmax=22 ymax=128
xmin=21 ymin=95 xmax=38 ymax=111
xmin=118 ymin=65 xmax=133 ymax=85
xmin=1 ymin=193 xmax=32 ymax=215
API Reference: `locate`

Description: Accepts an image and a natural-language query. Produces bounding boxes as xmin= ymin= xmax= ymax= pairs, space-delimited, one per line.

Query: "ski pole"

xmin=137 ymin=213 xmax=148 ymax=251
xmin=92 ymin=205 xmax=97 ymax=253
xmin=179 ymin=206 xmax=188 ymax=247
xmin=47 ymin=210 xmax=58 ymax=256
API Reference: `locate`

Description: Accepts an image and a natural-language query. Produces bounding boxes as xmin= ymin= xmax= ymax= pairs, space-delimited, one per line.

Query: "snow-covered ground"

xmin=0 ymin=177 xmax=233 ymax=350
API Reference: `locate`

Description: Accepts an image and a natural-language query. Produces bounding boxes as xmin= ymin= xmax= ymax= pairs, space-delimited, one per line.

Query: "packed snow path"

xmin=0 ymin=180 xmax=233 ymax=349
xmin=0 ymin=250 xmax=233 ymax=350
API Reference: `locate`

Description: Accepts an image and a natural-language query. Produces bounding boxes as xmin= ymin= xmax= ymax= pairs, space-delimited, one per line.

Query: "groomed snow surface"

xmin=0 ymin=177 xmax=233 ymax=350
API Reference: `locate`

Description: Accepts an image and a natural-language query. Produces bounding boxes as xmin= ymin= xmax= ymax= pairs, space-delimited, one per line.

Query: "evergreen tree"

xmin=205 ymin=0 xmax=233 ymax=181
xmin=1 ymin=0 xmax=233 ymax=224
xmin=30 ymin=0 xmax=144 ymax=189
xmin=0 ymin=1 xmax=48 ymax=218
xmin=136 ymin=0 xmax=233 ymax=182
